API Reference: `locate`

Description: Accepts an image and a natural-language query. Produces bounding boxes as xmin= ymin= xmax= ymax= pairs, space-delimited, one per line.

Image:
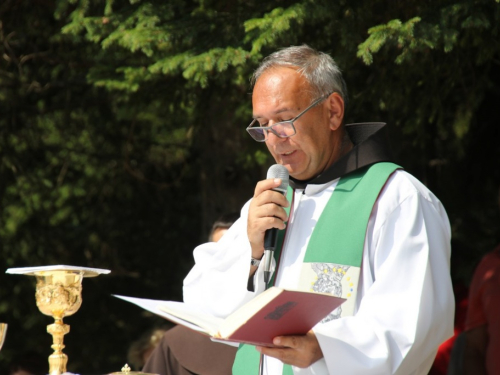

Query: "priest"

xmin=156 ymin=44 xmax=455 ymax=375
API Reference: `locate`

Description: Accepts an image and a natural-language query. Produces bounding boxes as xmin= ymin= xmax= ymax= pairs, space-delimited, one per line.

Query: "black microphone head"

xmin=267 ymin=164 xmax=289 ymax=194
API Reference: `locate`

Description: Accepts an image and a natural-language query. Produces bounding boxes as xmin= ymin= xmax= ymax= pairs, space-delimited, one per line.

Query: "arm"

xmin=183 ymin=178 xmax=289 ymax=318
xmin=321 ymin=175 xmax=453 ymax=374
xmin=315 ymin=173 xmax=454 ymax=374
xmin=182 ymin=203 xmax=258 ymax=318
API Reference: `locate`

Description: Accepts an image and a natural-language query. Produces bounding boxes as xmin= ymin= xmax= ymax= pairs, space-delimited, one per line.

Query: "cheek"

xmin=297 ymin=128 xmax=324 ymax=154
xmin=266 ymin=143 xmax=279 ymax=158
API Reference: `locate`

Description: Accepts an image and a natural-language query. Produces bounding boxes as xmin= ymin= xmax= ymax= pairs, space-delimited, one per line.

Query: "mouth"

xmin=281 ymin=150 xmax=295 ymax=156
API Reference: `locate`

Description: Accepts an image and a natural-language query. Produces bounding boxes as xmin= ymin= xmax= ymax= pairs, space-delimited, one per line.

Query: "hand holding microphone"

xmin=247 ymin=164 xmax=290 ymax=282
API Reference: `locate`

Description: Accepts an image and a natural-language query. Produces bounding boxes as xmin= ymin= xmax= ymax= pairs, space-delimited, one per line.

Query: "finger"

xmin=247 ymin=178 xmax=290 ymax=255
xmin=257 ymin=346 xmax=295 ymax=366
xmin=257 ymin=200 xmax=288 ymax=223
xmin=275 ymin=333 xmax=323 ymax=367
xmin=253 ymin=178 xmax=286 ymax=198
xmin=275 ymin=331 xmax=318 ymax=348
xmin=273 ymin=335 xmax=300 ymax=349
xmin=250 ymin=187 xmax=289 ymax=215
xmin=270 ymin=191 xmax=290 ymax=209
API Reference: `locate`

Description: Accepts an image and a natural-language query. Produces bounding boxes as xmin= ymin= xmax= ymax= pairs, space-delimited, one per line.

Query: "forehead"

xmin=252 ymin=67 xmax=311 ymax=114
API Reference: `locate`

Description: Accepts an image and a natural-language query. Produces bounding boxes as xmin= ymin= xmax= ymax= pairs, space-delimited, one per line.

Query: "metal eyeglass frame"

xmin=246 ymin=93 xmax=332 ymax=142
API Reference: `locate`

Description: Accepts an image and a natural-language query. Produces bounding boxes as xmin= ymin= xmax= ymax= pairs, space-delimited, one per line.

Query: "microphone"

xmin=263 ymin=164 xmax=290 ymax=284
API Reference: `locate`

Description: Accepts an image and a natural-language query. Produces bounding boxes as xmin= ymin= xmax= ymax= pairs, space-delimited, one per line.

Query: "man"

xmin=183 ymin=45 xmax=454 ymax=374
xmin=462 ymin=188 xmax=500 ymax=375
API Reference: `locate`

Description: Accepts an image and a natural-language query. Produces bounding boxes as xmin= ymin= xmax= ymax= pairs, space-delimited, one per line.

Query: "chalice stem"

xmin=47 ymin=319 xmax=70 ymax=375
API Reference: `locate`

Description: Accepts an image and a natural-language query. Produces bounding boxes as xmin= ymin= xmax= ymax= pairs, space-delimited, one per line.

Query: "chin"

xmin=288 ymin=169 xmax=306 ymax=180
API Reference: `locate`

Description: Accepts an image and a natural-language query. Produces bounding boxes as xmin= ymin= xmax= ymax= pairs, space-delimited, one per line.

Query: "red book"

xmin=115 ymin=287 xmax=345 ymax=347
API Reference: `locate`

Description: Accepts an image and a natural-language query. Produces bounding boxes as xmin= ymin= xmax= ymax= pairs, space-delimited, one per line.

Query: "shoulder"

xmin=373 ymin=169 xmax=450 ymax=231
xmin=377 ymin=169 xmax=445 ymax=210
xmin=385 ymin=169 xmax=440 ymax=200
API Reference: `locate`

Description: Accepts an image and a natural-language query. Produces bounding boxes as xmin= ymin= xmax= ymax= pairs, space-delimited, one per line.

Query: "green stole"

xmin=232 ymin=162 xmax=401 ymax=375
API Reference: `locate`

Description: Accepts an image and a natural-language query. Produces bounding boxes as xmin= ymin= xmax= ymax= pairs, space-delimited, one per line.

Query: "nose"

xmin=266 ymin=130 xmax=287 ymax=145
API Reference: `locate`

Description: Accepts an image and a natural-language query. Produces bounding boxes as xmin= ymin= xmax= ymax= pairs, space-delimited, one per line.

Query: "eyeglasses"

xmin=246 ymin=93 xmax=331 ymax=142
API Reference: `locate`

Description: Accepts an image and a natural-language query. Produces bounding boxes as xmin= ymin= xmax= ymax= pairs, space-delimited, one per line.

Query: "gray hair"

xmin=252 ymin=45 xmax=348 ymax=108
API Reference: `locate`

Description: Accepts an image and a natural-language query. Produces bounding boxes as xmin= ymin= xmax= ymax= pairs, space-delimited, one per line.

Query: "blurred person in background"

xmin=462 ymin=187 xmax=500 ymax=375
xmin=208 ymin=213 xmax=240 ymax=243
xmin=128 ymin=326 xmax=170 ymax=371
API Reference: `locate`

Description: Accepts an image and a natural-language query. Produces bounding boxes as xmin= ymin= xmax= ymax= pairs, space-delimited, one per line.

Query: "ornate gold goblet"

xmin=6 ymin=265 xmax=110 ymax=375
xmin=36 ymin=269 xmax=84 ymax=375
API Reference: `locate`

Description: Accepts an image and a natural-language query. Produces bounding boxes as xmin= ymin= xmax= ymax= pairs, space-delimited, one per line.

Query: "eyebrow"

xmin=252 ymin=107 xmax=295 ymax=119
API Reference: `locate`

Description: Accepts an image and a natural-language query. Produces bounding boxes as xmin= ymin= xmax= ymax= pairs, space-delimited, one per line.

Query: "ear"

xmin=327 ymin=93 xmax=345 ymax=131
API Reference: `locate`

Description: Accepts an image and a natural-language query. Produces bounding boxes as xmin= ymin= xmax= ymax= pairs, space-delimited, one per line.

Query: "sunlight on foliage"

xmin=357 ymin=17 xmax=433 ymax=65
xmin=244 ymin=3 xmax=306 ymax=54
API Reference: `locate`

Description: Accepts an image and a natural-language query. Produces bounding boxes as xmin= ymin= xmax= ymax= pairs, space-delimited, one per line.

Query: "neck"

xmin=321 ymin=128 xmax=353 ymax=177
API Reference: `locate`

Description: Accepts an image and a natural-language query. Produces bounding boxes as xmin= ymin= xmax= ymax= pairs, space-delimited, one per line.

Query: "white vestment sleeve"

xmin=183 ymin=200 xmax=268 ymax=318
xmin=312 ymin=172 xmax=454 ymax=375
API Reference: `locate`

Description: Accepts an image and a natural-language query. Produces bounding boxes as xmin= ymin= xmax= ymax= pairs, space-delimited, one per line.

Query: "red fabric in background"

xmin=464 ymin=246 xmax=500 ymax=375
xmin=428 ymin=283 xmax=469 ymax=375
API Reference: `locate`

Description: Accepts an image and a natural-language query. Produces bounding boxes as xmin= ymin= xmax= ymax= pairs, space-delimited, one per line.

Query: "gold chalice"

xmin=6 ymin=265 xmax=110 ymax=375
xmin=0 ymin=323 xmax=7 ymax=351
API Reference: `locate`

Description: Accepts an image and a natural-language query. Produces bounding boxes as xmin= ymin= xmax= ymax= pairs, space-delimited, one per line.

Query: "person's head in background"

xmin=209 ymin=212 xmax=240 ymax=242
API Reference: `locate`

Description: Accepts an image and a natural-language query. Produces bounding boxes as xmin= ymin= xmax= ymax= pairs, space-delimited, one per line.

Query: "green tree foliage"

xmin=1 ymin=0 xmax=499 ymax=372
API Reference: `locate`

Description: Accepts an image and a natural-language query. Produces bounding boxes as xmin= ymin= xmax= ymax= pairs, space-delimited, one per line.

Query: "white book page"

xmin=158 ymin=301 xmax=225 ymax=336
xmin=114 ymin=295 xmax=223 ymax=336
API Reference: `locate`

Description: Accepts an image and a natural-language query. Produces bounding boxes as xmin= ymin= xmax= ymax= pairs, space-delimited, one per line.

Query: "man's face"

xmin=252 ymin=67 xmax=344 ymax=181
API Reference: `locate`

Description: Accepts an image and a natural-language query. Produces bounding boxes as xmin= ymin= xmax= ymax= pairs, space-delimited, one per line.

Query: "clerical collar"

xmin=289 ymin=122 xmax=393 ymax=190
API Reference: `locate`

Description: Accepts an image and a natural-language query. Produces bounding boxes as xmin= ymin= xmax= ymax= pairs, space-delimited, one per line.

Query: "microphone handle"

xmin=263 ymin=228 xmax=278 ymax=284
xmin=264 ymin=227 xmax=278 ymax=250
xmin=263 ymin=249 xmax=273 ymax=284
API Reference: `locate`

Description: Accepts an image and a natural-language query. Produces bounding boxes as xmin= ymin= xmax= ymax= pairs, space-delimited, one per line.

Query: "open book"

xmin=115 ymin=287 xmax=345 ymax=347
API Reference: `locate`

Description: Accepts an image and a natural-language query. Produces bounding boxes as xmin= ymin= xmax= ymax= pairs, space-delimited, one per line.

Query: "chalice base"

xmin=47 ymin=321 xmax=70 ymax=375
xmin=49 ymin=352 xmax=68 ymax=375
